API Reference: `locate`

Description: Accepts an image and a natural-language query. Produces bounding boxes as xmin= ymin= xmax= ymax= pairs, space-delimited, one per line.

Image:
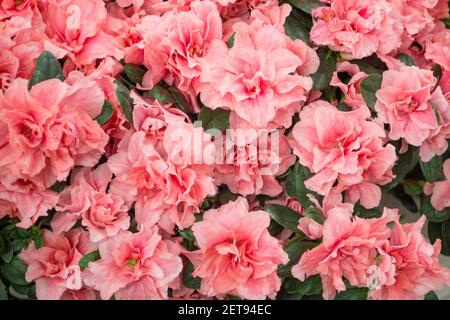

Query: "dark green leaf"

xmin=389 ymin=146 xmax=419 ymax=189
xmin=420 ymin=155 xmax=444 ymax=182
xmin=123 ymin=64 xmax=146 ymax=85
xmin=115 ymin=80 xmax=133 ymax=125
xmin=360 ymin=73 xmax=382 ymax=110
xmin=148 ymin=82 xmax=188 ymax=113
xmin=268 ymin=219 xmax=284 ymax=237
xmin=278 ymin=237 xmax=316 ymax=278
xmin=392 ymin=185 xmax=419 ymax=213
xmin=312 ymin=48 xmax=337 ymax=91
xmin=432 ymin=64 xmax=443 ymax=93
xmin=0 ymin=257 xmax=28 ymax=286
xmin=197 ymin=107 xmax=230 ymax=131
xmin=284 ymin=275 xmax=322 ymax=295
xmin=334 ymin=287 xmax=368 ymax=300
xmin=50 ymin=181 xmax=66 ymax=193
xmin=428 ymin=222 xmax=450 ymax=256
xmin=95 ymin=100 xmax=114 ymax=125
xmin=420 ymin=197 xmax=450 ymax=223
xmin=0 ymin=244 xmax=13 ymax=264
xmin=402 ymin=180 xmax=423 ymax=197
xmin=351 ymin=60 xmax=380 ymax=75
xmin=0 ymin=234 xmax=4 ymax=253
xmin=441 ymin=220 xmax=450 ymax=256
xmin=0 ymin=279 xmax=6 ymax=300
xmin=354 ymin=204 xmax=382 ymax=219
xmin=425 ymin=291 xmax=439 ymax=300
xmin=303 ymin=207 xmax=324 ymax=224
xmin=396 ymin=54 xmax=415 ymax=66
xmin=217 ymin=186 xmax=238 ymax=205
xmin=285 ymin=162 xmax=316 ymax=208
xmin=265 ymin=204 xmax=301 ymax=233
xmin=79 ymin=251 xmax=101 ymax=270
xmin=28 ymin=51 xmax=64 ymax=89
xmin=227 ymin=33 xmax=235 ymax=48
xmin=182 ymin=261 xmax=200 ymax=289
xmin=178 ymin=228 xmax=196 ymax=242
xmin=287 ymin=0 xmax=323 ymax=14
xmin=284 ymin=8 xmax=312 ymax=45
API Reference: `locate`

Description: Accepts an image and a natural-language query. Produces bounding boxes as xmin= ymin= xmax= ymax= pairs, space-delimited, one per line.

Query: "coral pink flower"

xmin=330 ymin=61 xmax=368 ymax=110
xmin=310 ymin=0 xmax=403 ymax=59
xmin=424 ymin=159 xmax=450 ymax=211
xmin=39 ymin=0 xmax=123 ymax=66
xmin=19 ymin=229 xmax=96 ymax=300
xmin=0 ymin=78 xmax=108 ymax=189
xmin=370 ymin=216 xmax=450 ymax=300
xmin=199 ymin=16 xmax=317 ymax=129
xmin=83 ymin=229 xmax=182 ymax=300
xmin=128 ymin=0 xmax=222 ymax=94
xmin=292 ymin=205 xmax=399 ymax=300
xmin=53 ymin=164 xmax=130 ymax=242
xmin=191 ymin=197 xmax=288 ymax=299
xmin=0 ymin=0 xmax=37 ymax=20
xmin=214 ymin=131 xmax=296 ymax=197
xmin=423 ymin=23 xmax=450 ymax=71
xmin=288 ymin=101 xmax=396 ymax=208
xmin=375 ymin=66 xmax=440 ymax=147
xmin=0 ymin=179 xmax=58 ymax=228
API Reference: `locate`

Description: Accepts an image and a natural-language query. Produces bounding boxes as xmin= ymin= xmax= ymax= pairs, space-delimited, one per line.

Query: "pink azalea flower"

xmin=292 ymin=205 xmax=399 ymax=300
xmin=288 ymin=101 xmax=396 ymax=208
xmin=375 ymin=66 xmax=440 ymax=147
xmin=53 ymin=164 xmax=130 ymax=242
xmin=19 ymin=229 xmax=96 ymax=300
xmin=199 ymin=14 xmax=318 ymax=129
xmin=370 ymin=216 xmax=450 ymax=300
xmin=0 ymin=77 xmax=109 ymax=189
xmin=310 ymin=0 xmax=403 ymax=59
xmin=330 ymin=61 xmax=368 ymax=110
xmin=191 ymin=197 xmax=288 ymax=299
xmin=83 ymin=228 xmax=182 ymax=300
xmin=424 ymin=159 xmax=450 ymax=211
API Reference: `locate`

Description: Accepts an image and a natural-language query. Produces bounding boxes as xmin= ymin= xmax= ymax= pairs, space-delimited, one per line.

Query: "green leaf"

xmin=351 ymin=60 xmax=380 ymax=75
xmin=285 ymin=162 xmax=316 ymax=208
xmin=197 ymin=107 xmax=230 ymax=131
xmin=178 ymin=228 xmax=196 ymax=242
xmin=79 ymin=250 xmax=101 ymax=270
xmin=389 ymin=146 xmax=419 ymax=189
xmin=443 ymin=17 xmax=450 ymax=29
xmin=123 ymin=64 xmax=146 ymax=85
xmin=420 ymin=197 xmax=450 ymax=223
xmin=227 ymin=33 xmax=235 ymax=48
xmin=396 ymin=54 xmax=415 ymax=66
xmin=284 ymin=275 xmax=322 ymax=295
xmin=420 ymin=155 xmax=444 ymax=182
xmin=148 ymin=82 xmax=189 ymax=113
xmin=95 ymin=100 xmax=114 ymax=125
xmin=115 ymin=80 xmax=133 ymax=125
xmin=303 ymin=207 xmax=324 ymax=224
xmin=392 ymin=185 xmax=418 ymax=213
xmin=0 ymin=279 xmax=6 ymax=300
xmin=0 ymin=234 xmax=4 ymax=253
xmin=265 ymin=204 xmax=301 ymax=233
xmin=217 ymin=186 xmax=238 ymax=205
xmin=278 ymin=237 xmax=316 ymax=278
xmin=0 ymin=244 xmax=13 ymax=264
xmin=287 ymin=0 xmax=323 ymax=14
xmin=402 ymin=180 xmax=423 ymax=197
xmin=182 ymin=261 xmax=200 ymax=289
xmin=268 ymin=219 xmax=284 ymax=237
xmin=284 ymin=7 xmax=312 ymax=45
xmin=428 ymin=221 xmax=450 ymax=256
xmin=0 ymin=257 xmax=28 ymax=286
xmin=28 ymin=51 xmax=64 ymax=89
xmin=312 ymin=48 xmax=337 ymax=91
xmin=441 ymin=220 xmax=450 ymax=256
xmin=50 ymin=180 xmax=66 ymax=193
xmin=334 ymin=287 xmax=368 ymax=300
xmin=425 ymin=291 xmax=439 ymax=300
xmin=432 ymin=64 xmax=443 ymax=93
xmin=360 ymin=73 xmax=382 ymax=110
xmin=354 ymin=206 xmax=382 ymax=219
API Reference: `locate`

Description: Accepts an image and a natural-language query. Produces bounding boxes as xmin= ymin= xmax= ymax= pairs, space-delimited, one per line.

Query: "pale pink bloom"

xmin=132 ymin=0 xmax=222 ymax=94
xmin=375 ymin=66 xmax=439 ymax=147
xmin=61 ymin=288 xmax=98 ymax=300
xmin=19 ymin=229 xmax=96 ymax=300
xmin=53 ymin=164 xmax=130 ymax=242
xmin=39 ymin=0 xmax=123 ymax=66
xmin=0 ymin=78 xmax=108 ymax=189
xmin=214 ymin=131 xmax=296 ymax=197
xmin=298 ymin=217 xmax=323 ymax=240
xmin=0 ymin=0 xmax=37 ymax=20
xmin=83 ymin=229 xmax=182 ymax=300
xmin=330 ymin=61 xmax=368 ymax=110
xmin=424 ymin=159 xmax=450 ymax=211
xmin=292 ymin=205 xmax=399 ymax=300
xmin=370 ymin=216 xmax=450 ymax=300
xmin=199 ymin=18 xmax=317 ymax=129
xmin=423 ymin=22 xmax=450 ymax=71
xmin=310 ymin=0 xmax=403 ymax=59
xmin=288 ymin=101 xmax=396 ymax=208
xmin=191 ymin=197 xmax=288 ymax=299
xmin=0 ymin=179 xmax=58 ymax=229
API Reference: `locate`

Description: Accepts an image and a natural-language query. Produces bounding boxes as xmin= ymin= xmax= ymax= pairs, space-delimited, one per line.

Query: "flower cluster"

xmin=1 ymin=0 xmax=450 ymax=301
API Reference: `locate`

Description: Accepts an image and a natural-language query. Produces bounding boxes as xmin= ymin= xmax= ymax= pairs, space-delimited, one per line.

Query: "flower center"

xmin=127 ymin=258 xmax=138 ymax=266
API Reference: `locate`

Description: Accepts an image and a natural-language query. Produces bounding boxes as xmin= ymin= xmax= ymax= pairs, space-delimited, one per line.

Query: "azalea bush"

xmin=1 ymin=0 xmax=450 ymax=301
